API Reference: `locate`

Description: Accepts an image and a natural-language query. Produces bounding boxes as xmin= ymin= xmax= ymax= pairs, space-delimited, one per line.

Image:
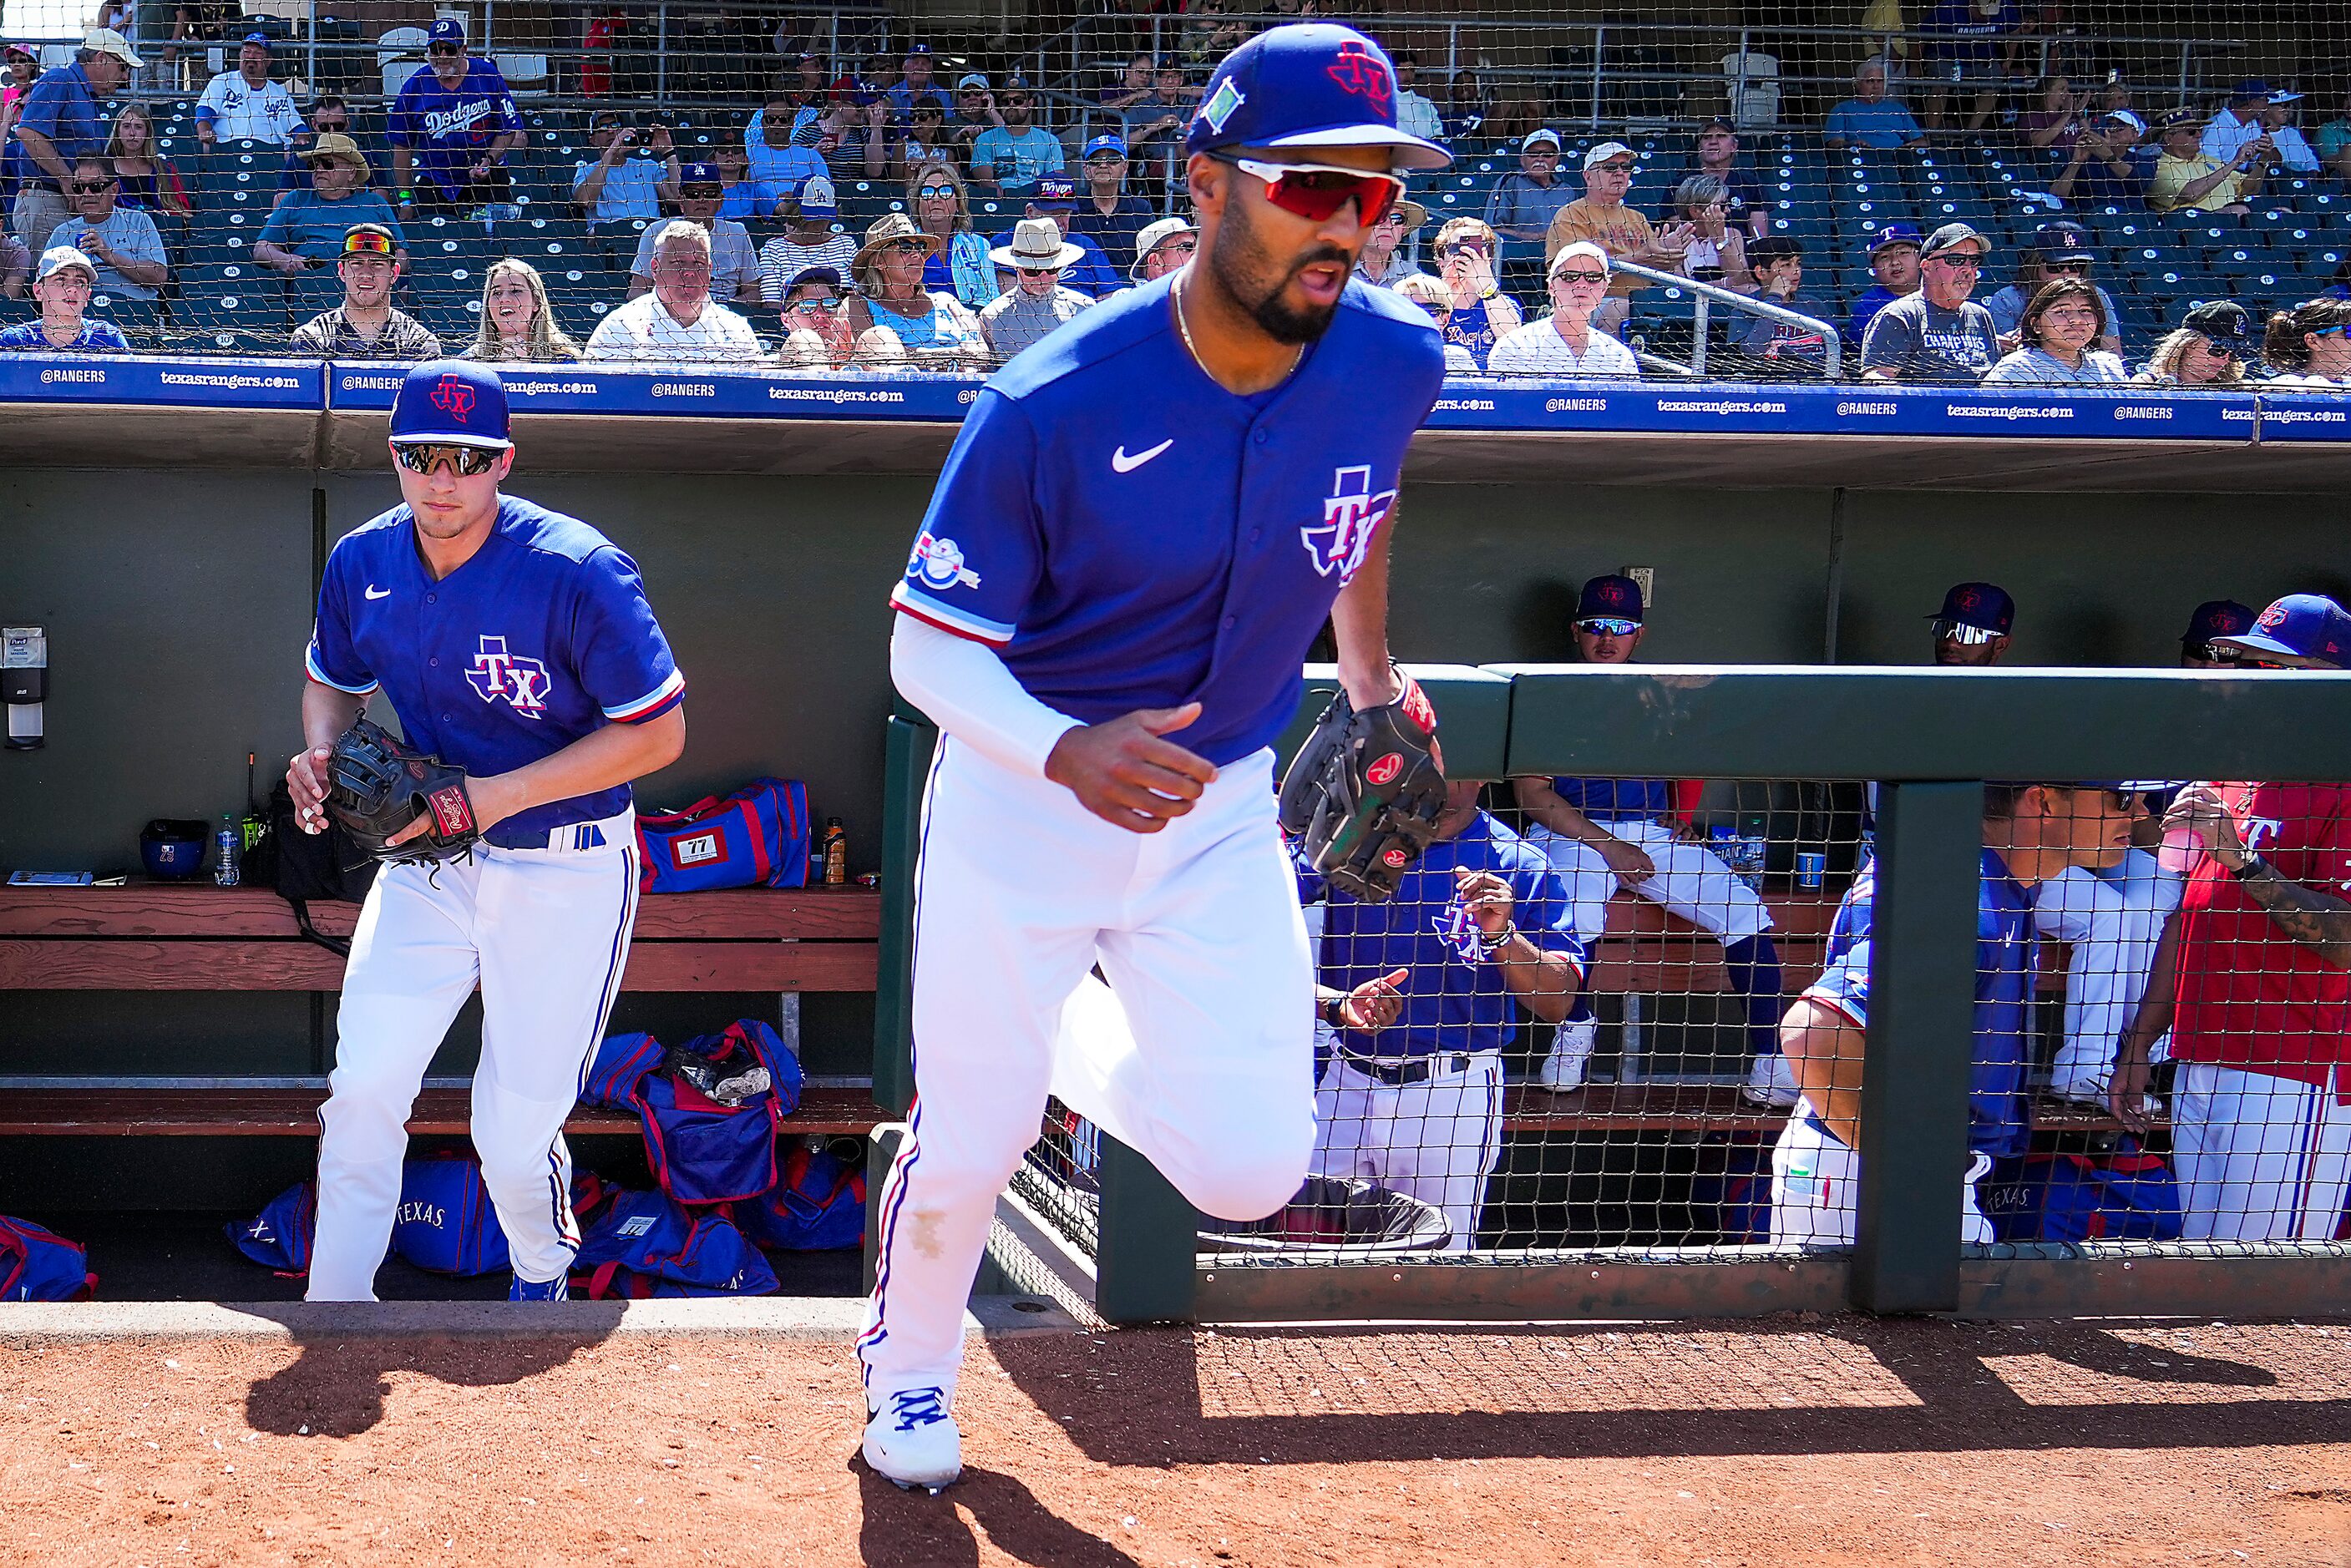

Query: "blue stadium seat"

xmin=407 ymin=231 xmax=494 ymax=301
xmin=172 ymin=266 xmax=289 ymax=334
xmin=89 ymin=295 xmax=162 ymax=342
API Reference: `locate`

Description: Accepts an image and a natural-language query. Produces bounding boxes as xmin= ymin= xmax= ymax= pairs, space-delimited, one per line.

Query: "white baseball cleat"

xmin=1742 ymin=1049 xmax=1802 ymax=1108
xmin=863 ymin=1386 xmax=962 ymax=1492
xmin=1531 ymin=1016 xmax=1595 ymax=1092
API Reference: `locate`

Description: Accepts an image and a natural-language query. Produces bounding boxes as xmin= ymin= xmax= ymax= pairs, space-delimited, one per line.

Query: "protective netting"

xmin=0 ymin=4 xmax=2343 ymax=379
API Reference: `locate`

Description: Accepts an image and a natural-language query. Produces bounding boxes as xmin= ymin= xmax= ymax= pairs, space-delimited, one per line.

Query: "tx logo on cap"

xmin=1325 ymin=40 xmax=1392 ymax=107
xmin=431 ymin=374 xmax=475 ymax=421
xmin=2257 ymin=602 xmax=2288 ymax=630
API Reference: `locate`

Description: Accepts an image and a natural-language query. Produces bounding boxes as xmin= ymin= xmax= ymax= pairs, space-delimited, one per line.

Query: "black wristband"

xmin=1320 ymin=996 xmax=1346 ymax=1029
xmin=2230 ymin=853 xmax=2266 ymax=882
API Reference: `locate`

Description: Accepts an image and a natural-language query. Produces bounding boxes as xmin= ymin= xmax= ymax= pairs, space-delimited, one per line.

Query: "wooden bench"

xmin=0 ymin=882 xmax=887 ymax=1138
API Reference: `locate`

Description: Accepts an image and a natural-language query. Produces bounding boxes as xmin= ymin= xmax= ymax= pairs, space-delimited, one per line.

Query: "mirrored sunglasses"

xmin=1219 ymin=154 xmax=1404 ymax=226
xmin=1578 ymin=617 xmax=1640 ymax=636
xmin=393 ymin=443 xmax=499 ymax=476
xmin=1932 ymin=620 xmax=2002 ymax=645
xmin=786 ymin=294 xmax=845 ymax=311
xmin=342 ymin=230 xmax=396 ymax=257
xmin=915 ymin=185 xmax=957 ymax=200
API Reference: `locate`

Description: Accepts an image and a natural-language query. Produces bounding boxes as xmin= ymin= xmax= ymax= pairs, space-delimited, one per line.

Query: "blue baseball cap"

xmin=679 ymin=161 xmax=719 ymax=187
xmin=2231 ymin=78 xmax=2269 ymax=101
xmin=2214 ymin=594 xmax=2351 ymax=668
xmin=1933 ymin=581 xmax=2014 ymax=635
xmin=1185 ymin=23 xmax=1451 ymax=172
xmin=1031 ymin=173 xmax=1077 ymax=208
xmin=391 ymin=360 xmax=511 ymax=451
xmin=2182 ymin=598 xmax=2257 ymax=648
xmin=1082 ymin=133 xmax=1128 ymax=160
xmin=1577 ymin=574 xmax=1644 ymax=624
xmin=241 ymin=30 xmax=273 ymax=51
xmin=1867 ymin=222 xmax=1923 ymax=255
xmin=428 ymin=16 xmax=465 ymax=45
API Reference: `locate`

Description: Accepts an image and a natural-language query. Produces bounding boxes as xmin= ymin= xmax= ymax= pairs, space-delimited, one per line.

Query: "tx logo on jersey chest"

xmin=467 ymin=635 xmax=552 ymax=717
xmin=1300 ymin=465 xmax=1396 ymax=583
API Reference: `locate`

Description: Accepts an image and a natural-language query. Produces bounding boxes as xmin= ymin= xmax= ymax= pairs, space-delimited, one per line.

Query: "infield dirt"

xmin=3 ymin=1315 xmax=2346 ymax=1565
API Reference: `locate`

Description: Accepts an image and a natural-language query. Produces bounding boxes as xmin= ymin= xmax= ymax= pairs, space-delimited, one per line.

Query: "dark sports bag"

xmin=732 ymin=1139 xmax=868 ymax=1252
xmin=241 ymin=780 xmax=377 ymax=956
xmin=1980 ymin=1140 xmax=2184 ymax=1244
xmin=570 ymin=1185 xmax=779 ymax=1299
xmin=0 ymin=1216 xmax=97 ymax=1302
xmin=580 ymin=1031 xmax=666 ymax=1112
xmin=636 ymin=1020 xmax=802 ymax=1207
xmin=389 ymin=1155 xmax=512 ymax=1277
xmin=636 ymin=779 xmax=809 ymax=894
xmin=225 ymin=1180 xmax=317 ymax=1274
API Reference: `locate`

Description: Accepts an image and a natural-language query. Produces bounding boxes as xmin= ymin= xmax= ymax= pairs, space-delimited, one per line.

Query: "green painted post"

xmin=871 ymin=712 xmax=935 ymax=1118
xmin=1093 ymin=1136 xmax=1200 ymax=1324
xmin=1853 ymin=780 xmax=1981 ymax=1314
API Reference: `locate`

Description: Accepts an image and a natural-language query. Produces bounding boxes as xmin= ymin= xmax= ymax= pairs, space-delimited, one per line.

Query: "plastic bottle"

xmin=214 ymin=812 xmax=241 ymax=887
xmin=1738 ymin=812 xmax=1771 ymax=891
xmin=821 ymin=817 xmax=848 ymax=885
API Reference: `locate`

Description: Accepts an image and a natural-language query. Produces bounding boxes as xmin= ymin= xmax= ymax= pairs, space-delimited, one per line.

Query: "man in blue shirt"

xmin=285 ymin=361 xmax=686 ymax=1305
xmin=1308 ymin=782 xmax=1584 ymax=1251
xmin=968 ymin=75 xmax=1064 ymax=196
xmin=7 ymin=29 xmax=139 ymax=253
xmin=1845 ymin=223 xmax=1923 ymax=351
xmin=1771 ymin=781 xmax=2138 ymax=1246
xmin=1824 ymin=58 xmax=1928 ymax=149
xmin=884 ymin=42 xmax=951 ymax=126
xmin=988 ymin=175 xmax=1120 ymax=298
xmin=859 ymin=23 xmax=1449 ymax=1494
xmin=388 ymin=18 xmax=519 ymax=213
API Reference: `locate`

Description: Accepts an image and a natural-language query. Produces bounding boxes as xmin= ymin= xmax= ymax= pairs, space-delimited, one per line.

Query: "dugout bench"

xmin=0 ymin=882 xmax=889 ymax=1139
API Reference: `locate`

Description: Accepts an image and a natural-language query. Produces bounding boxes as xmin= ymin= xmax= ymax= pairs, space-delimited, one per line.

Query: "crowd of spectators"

xmin=4 ymin=21 xmax=2351 ymax=392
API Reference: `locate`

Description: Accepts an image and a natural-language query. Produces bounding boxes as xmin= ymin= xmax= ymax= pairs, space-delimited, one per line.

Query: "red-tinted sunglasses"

xmin=1218 ymin=154 xmax=1404 ymax=227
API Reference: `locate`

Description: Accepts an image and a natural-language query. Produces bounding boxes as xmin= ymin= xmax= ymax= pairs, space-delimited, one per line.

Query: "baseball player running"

xmin=1772 ymin=781 xmax=2135 ymax=1244
xmin=2112 ymin=595 xmax=2351 ymax=1242
xmin=861 ymin=23 xmax=1447 ymax=1490
xmin=286 ymin=359 xmax=686 ymax=1302
xmin=1509 ymin=575 xmax=1792 ymax=1104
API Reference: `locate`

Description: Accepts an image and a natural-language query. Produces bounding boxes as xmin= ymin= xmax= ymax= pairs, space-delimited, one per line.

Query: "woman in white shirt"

xmin=1486 ymin=241 xmax=1641 ymax=377
xmin=2260 ymin=297 xmax=2351 ymax=388
xmin=1982 ymin=276 xmax=2129 ymax=383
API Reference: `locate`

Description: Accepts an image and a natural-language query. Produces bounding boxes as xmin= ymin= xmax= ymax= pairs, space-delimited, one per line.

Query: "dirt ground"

xmin=3 ymin=1315 xmax=2347 ymax=1567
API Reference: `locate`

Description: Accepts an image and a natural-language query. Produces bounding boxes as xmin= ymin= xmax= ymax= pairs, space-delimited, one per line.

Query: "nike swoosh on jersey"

xmin=364 ymin=584 xmax=391 ymax=599
xmin=1111 ymin=439 xmax=1174 ymax=473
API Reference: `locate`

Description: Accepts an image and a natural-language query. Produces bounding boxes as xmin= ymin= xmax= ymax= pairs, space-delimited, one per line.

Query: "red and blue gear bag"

xmin=638 ymin=1020 xmax=802 ymax=1206
xmin=581 ymin=1030 xmax=666 ymax=1110
xmin=569 ymin=1186 xmax=780 ymax=1299
xmin=0 ymin=1216 xmax=97 ymax=1301
xmin=1979 ymin=1141 xmax=2184 ymax=1243
xmin=389 ymin=1155 xmax=512 ymax=1277
xmin=635 ymin=779 xmax=810 ymax=894
xmin=732 ymin=1140 xmax=867 ymax=1252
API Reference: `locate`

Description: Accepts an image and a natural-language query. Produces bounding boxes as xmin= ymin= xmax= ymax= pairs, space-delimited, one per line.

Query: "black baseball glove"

xmin=1278 ymin=674 xmax=1445 ymax=903
xmin=325 ymin=717 xmax=484 ymax=866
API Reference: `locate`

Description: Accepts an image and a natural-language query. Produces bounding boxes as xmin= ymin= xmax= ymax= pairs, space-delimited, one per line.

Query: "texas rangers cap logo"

xmin=431 ymin=373 xmax=476 ymax=422
xmin=2257 ymin=601 xmax=2288 ymax=630
xmin=1325 ymin=40 xmax=1392 ymax=109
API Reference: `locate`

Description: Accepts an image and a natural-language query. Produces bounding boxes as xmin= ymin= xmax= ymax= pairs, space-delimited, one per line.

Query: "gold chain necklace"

xmin=1172 ymin=264 xmax=1303 ymax=387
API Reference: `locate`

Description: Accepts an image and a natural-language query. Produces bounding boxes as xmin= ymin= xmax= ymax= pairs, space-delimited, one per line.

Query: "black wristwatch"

xmin=1320 ymin=996 xmax=1347 ymax=1029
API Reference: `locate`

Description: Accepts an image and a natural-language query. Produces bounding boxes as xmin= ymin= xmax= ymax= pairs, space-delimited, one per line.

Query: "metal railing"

xmin=1611 ymin=258 xmax=1842 ymax=382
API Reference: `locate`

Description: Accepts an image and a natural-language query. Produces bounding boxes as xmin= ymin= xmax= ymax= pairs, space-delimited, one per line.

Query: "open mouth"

xmin=1295 ymin=259 xmax=1346 ymax=306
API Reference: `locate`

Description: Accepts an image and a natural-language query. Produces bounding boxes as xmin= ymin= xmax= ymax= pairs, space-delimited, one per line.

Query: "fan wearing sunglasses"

xmin=1486 ymin=241 xmax=1639 ymax=378
xmin=287 ymin=358 xmax=687 ymax=1306
xmin=386 ymin=18 xmax=519 ymax=214
xmin=288 ymin=223 xmax=441 ymax=360
xmin=859 ymin=23 xmax=1450 ymax=1495
xmin=1929 ymin=579 xmax=2015 ymax=666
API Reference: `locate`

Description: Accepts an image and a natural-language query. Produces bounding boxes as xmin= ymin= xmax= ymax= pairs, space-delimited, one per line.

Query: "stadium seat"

xmin=89 ymin=296 xmax=162 ymax=343
xmin=172 ymin=267 xmax=289 ymax=334
xmin=408 ymin=233 xmax=495 ymax=302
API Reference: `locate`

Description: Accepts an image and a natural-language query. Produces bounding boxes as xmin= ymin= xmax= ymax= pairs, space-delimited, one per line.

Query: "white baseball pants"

xmin=1310 ymin=1039 xmax=1507 ymax=1252
xmin=2030 ymin=850 xmax=2181 ymax=1099
xmin=859 ymin=740 xmax=1318 ymax=1405
xmin=1521 ymin=817 xmax=1773 ymax=945
xmin=2171 ymin=1061 xmax=2351 ymax=1243
xmin=307 ymin=811 xmax=640 ymax=1301
xmin=1769 ymin=1101 xmax=1994 ymax=1247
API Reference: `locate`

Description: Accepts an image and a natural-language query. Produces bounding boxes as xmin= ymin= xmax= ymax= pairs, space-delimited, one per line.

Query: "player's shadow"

xmin=854 ymin=1462 xmax=1145 ymax=1568
xmin=991 ymin=1315 xmax=2328 ymax=1469
xmin=236 ymin=1302 xmax=624 ymax=1438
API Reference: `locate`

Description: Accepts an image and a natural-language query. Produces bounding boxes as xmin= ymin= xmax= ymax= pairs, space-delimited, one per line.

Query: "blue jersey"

xmin=1305 ymin=813 xmax=1585 ymax=1059
xmin=1442 ymin=296 xmax=1502 ymax=368
xmin=889 ymin=275 xmax=1445 ymax=766
xmin=1548 ymin=776 xmax=1673 ymax=822
xmin=1801 ymin=847 xmax=2037 ymax=1156
xmin=388 ymin=58 xmax=519 ymax=195
xmin=305 ymin=496 xmax=685 ymax=848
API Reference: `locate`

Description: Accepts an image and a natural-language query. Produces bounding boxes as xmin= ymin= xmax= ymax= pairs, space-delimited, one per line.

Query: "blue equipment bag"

xmin=638 ymin=1020 xmax=801 ymax=1207
xmin=0 ymin=1215 xmax=98 ymax=1301
xmin=570 ymin=1186 xmax=780 ymax=1299
xmin=732 ymin=1140 xmax=868 ymax=1252
xmin=580 ymin=1030 xmax=666 ymax=1110
xmin=636 ymin=778 xmax=810 ymax=894
xmin=1980 ymin=1140 xmax=2184 ymax=1243
xmin=389 ymin=1155 xmax=511 ymax=1276
xmin=225 ymin=1181 xmax=317 ymax=1274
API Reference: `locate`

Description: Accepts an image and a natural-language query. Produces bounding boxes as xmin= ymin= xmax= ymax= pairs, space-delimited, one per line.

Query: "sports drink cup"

xmin=2158 ymin=823 xmax=2202 ymax=876
xmin=1795 ymin=851 xmax=1827 ymax=889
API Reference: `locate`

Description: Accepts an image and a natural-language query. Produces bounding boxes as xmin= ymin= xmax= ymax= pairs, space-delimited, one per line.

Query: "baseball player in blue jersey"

xmin=1306 ymin=781 xmax=1584 ymax=1249
xmin=388 ymin=18 xmax=519 ymax=213
xmin=1771 ymin=782 xmax=2135 ymax=1244
xmin=1509 ymin=575 xmax=1793 ymax=1105
xmin=861 ymin=23 xmax=1448 ymax=1491
xmin=286 ymin=359 xmax=686 ymax=1302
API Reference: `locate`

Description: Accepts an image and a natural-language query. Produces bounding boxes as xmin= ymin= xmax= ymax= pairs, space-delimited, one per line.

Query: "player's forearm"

xmin=302 ymin=680 xmax=368 ymax=751
xmin=1328 ymin=518 xmax=1399 ymax=709
xmin=890 ymin=612 xmax=1080 ymax=779
xmin=1493 ymin=942 xmax=1577 ymax=1024
xmin=483 ymin=706 xmax=685 ymax=826
xmin=2233 ymin=857 xmax=2351 ymax=968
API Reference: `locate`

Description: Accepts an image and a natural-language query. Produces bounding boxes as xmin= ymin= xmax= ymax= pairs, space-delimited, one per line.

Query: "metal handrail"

xmin=1609 ymin=259 xmax=1842 ymax=382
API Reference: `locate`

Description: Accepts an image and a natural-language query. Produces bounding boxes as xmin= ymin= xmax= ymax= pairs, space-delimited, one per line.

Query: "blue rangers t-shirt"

xmin=305 ymin=496 xmax=685 ymax=848
xmin=1305 ymin=812 xmax=1586 ymax=1060
xmin=1548 ymin=776 xmax=1673 ymax=821
xmin=1801 ymin=847 xmax=2037 ymax=1156
xmin=388 ymin=58 xmax=519 ymax=196
xmin=888 ymin=274 xmax=1445 ymax=766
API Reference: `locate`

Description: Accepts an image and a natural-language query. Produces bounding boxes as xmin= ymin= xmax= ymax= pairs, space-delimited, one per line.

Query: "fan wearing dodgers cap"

xmin=2111 ymin=594 xmax=2351 ymax=1242
xmin=286 ymin=360 xmax=685 ymax=1304
xmin=195 ymin=33 xmax=301 ymax=146
xmin=387 ymin=17 xmax=519 ymax=213
xmin=860 ymin=22 xmax=1447 ymax=1492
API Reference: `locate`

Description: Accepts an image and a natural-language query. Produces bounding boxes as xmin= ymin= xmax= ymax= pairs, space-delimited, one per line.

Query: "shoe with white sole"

xmin=864 ymin=1386 xmax=961 ymax=1492
xmin=1532 ymin=1017 xmax=1596 ymax=1092
xmin=1741 ymin=1049 xmax=1802 ymax=1109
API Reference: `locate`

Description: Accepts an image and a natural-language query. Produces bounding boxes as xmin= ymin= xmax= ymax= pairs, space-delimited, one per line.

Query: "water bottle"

xmin=213 ymin=812 xmax=241 ymax=887
xmin=1737 ymin=812 xmax=1770 ymax=892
